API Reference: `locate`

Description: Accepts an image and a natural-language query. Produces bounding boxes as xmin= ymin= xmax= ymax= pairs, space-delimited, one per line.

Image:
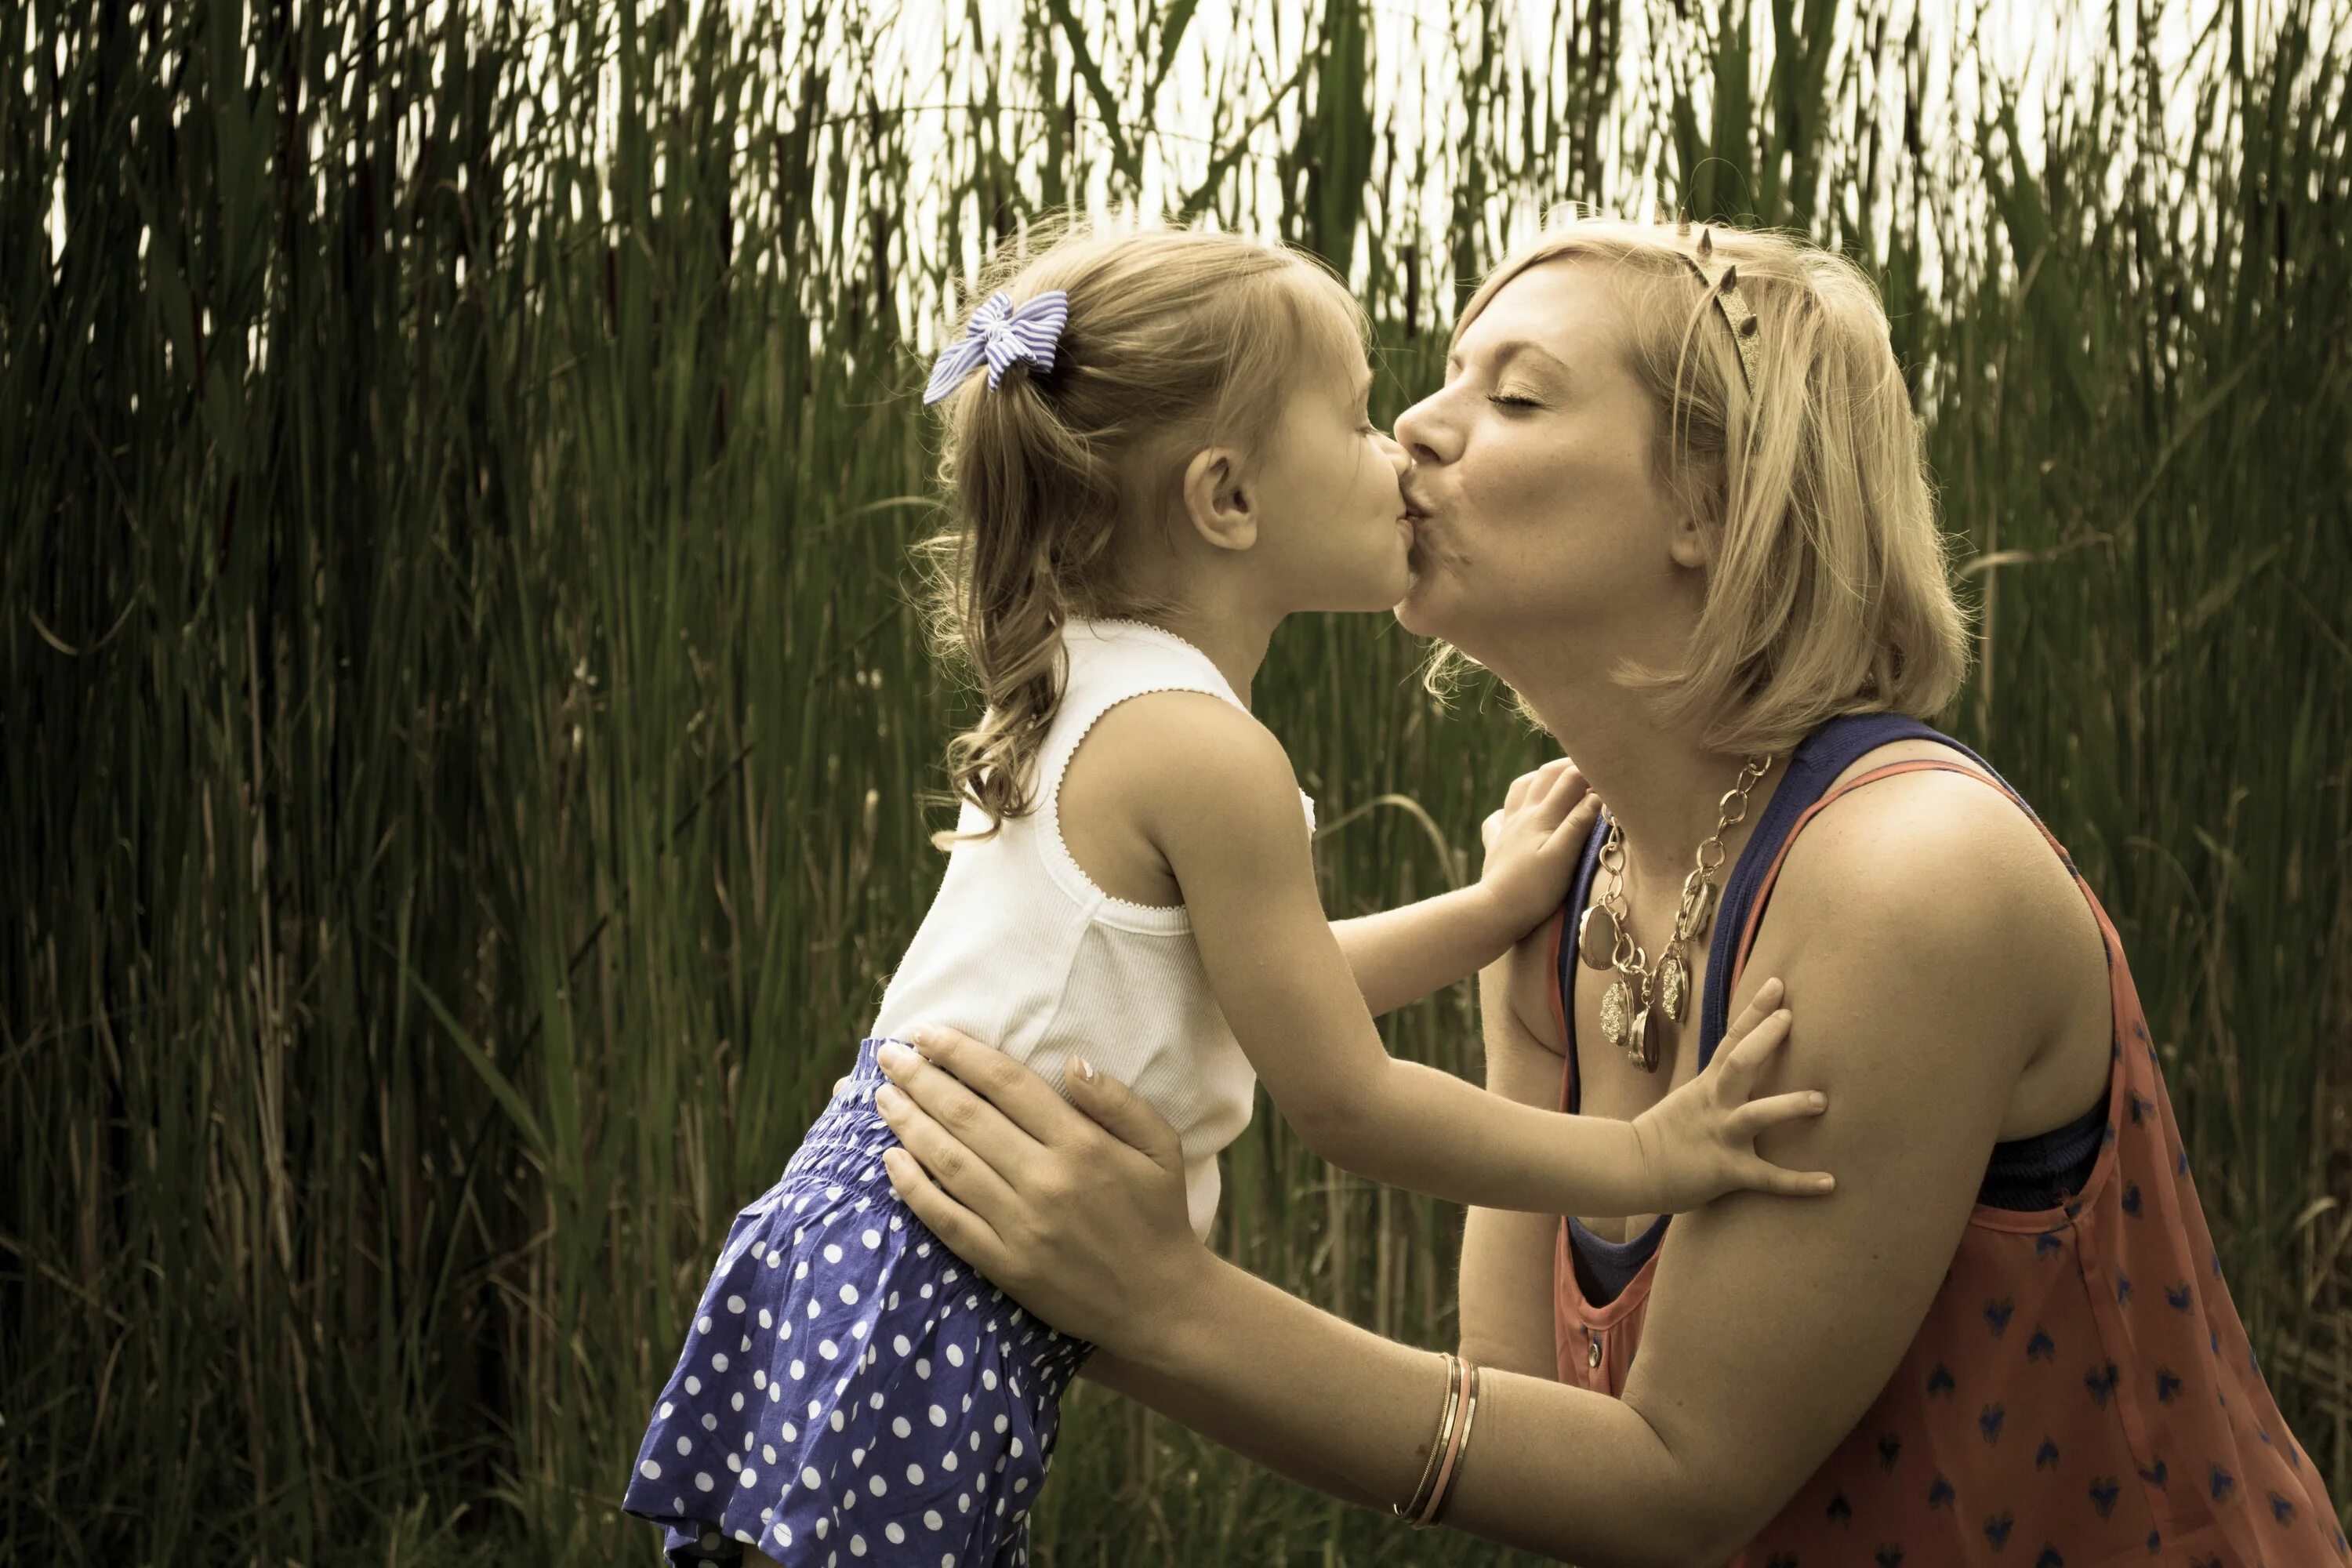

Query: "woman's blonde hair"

xmin=1431 ymin=214 xmax=1969 ymax=751
xmin=916 ymin=217 xmax=1365 ymax=839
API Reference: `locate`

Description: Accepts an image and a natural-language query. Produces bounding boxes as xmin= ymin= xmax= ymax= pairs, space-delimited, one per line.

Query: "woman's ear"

xmin=1668 ymin=508 xmax=1711 ymax=569
xmin=1180 ymin=446 xmax=1258 ymax=553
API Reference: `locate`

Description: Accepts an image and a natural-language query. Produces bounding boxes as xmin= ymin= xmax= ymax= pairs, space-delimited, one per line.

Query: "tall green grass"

xmin=3 ymin=0 xmax=2343 ymax=1562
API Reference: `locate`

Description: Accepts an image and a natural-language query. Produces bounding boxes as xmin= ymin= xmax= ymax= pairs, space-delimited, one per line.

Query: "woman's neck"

xmin=1506 ymin=661 xmax=1790 ymax=896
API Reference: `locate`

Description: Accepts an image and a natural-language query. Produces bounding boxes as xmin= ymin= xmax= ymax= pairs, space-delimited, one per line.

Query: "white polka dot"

xmin=885 ymin=1523 xmax=906 ymax=1544
xmin=993 ymin=1414 xmax=1007 ymax=1435
xmin=850 ymin=1534 xmax=867 ymax=1557
xmin=684 ymin=1376 xmax=701 ymax=1396
xmin=869 ymin=1475 xmax=888 ymax=1497
xmin=803 ymin=1466 xmax=822 ymax=1488
xmin=710 ymin=1351 xmax=729 ymax=1372
xmin=764 ymin=1443 xmax=778 ymax=1463
xmin=727 ymin=1453 xmax=742 ymax=1473
xmin=862 ymin=1229 xmax=882 ymax=1249
xmin=826 ymin=1185 xmax=844 ymax=1200
xmin=659 ymin=1401 xmax=674 ymax=1418
xmin=946 ymin=1345 xmax=964 ymax=1368
xmin=824 ymin=1243 xmax=844 ymax=1264
xmin=1010 ymin=1438 xmax=1023 ymax=1458
xmin=770 ymin=1384 xmax=783 ymax=1403
xmin=783 ymin=1421 xmax=799 ymax=1440
xmin=906 ymin=1463 xmax=925 ymax=1485
xmin=957 ymin=1493 xmax=971 ymax=1512
xmin=701 ymin=1413 xmax=717 ymax=1432
xmin=830 ymin=1410 xmax=846 ymax=1432
xmin=796 ymin=1261 xmax=809 ymax=1280
xmin=726 ymin=1294 xmax=746 ymax=1313
xmin=1014 ymin=1478 xmax=1029 ymax=1493
xmin=759 ymin=1308 xmax=774 ymax=1328
xmin=840 ymin=1284 xmax=860 ymax=1306
xmin=920 ymin=1284 xmax=934 ymax=1300
xmin=740 ymin=1467 xmax=760 ymax=1486
xmin=695 ymin=1472 xmax=714 ymax=1492
xmin=753 ymin=1370 xmax=768 ymax=1390
xmin=929 ymin=1403 xmax=950 ymax=1427
xmin=698 ymin=1314 xmax=713 ymax=1333
xmin=891 ymin=1416 xmax=912 ymax=1438
xmin=775 ymin=1523 xmax=792 ymax=1545
xmin=640 ymin=1460 xmax=662 ymax=1479
xmin=814 ymin=1516 xmax=829 ymax=1539
xmin=981 ymin=1370 xmax=996 ymax=1391
xmin=869 ymin=1392 xmax=886 ymax=1410
xmin=941 ymin=1452 xmax=956 ymax=1472
xmin=808 ymin=1301 xmax=822 ymax=1319
xmin=924 ymin=1509 xmax=944 ymax=1530
xmin=731 ymin=1392 xmax=745 ymax=1412
xmin=790 ymin=1359 xmax=805 ymax=1380
xmin=675 ymin=1436 xmax=693 ymax=1456
xmin=819 ymin=1338 xmax=839 ymax=1360
xmin=916 ymin=1243 xmax=931 ymax=1257
xmin=914 ymin=1356 xmax=930 ymax=1378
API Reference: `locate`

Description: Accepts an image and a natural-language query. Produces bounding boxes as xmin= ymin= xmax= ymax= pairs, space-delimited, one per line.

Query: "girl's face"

xmin=1239 ymin=344 xmax=1415 ymax=615
xmin=1388 ymin=260 xmax=1693 ymax=673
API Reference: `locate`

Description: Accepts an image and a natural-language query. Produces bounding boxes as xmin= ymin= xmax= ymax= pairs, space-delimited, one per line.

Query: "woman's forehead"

xmin=1457 ymin=257 xmax=1619 ymax=359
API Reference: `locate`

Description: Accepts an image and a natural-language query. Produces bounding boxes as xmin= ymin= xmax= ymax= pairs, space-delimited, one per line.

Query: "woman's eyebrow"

xmin=1445 ymin=340 xmax=1570 ymax=378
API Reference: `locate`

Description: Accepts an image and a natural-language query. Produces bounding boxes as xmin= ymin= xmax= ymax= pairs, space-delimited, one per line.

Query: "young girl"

xmin=621 ymin=223 xmax=1835 ymax=1568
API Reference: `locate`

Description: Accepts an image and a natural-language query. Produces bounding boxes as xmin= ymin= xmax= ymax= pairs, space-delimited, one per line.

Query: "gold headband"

xmin=1665 ymin=220 xmax=1762 ymax=395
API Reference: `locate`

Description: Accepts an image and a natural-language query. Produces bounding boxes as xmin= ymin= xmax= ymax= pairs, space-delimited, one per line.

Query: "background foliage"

xmin=4 ymin=0 xmax=2346 ymax=1560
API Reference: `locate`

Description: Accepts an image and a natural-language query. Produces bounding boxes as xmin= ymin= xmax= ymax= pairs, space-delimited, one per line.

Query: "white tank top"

xmin=869 ymin=617 xmax=1316 ymax=1240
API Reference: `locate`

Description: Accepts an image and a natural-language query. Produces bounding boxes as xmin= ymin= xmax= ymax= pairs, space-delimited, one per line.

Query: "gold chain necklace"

xmin=1576 ymin=754 xmax=1775 ymax=1072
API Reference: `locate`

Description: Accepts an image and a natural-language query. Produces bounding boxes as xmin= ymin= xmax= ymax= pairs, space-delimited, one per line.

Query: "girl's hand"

xmin=869 ymin=1027 xmax=1206 ymax=1357
xmin=1478 ymin=760 xmax=1602 ymax=942
xmin=1628 ymin=978 xmax=1838 ymax=1213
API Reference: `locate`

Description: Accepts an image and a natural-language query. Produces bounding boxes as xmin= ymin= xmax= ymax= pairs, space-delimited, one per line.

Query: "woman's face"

xmin=1391 ymin=259 xmax=1697 ymax=674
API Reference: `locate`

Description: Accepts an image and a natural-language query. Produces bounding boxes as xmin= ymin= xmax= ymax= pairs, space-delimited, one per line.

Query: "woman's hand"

xmin=870 ymin=1028 xmax=1207 ymax=1357
xmin=1477 ymin=759 xmax=1602 ymax=942
xmin=1628 ymin=977 xmax=1840 ymax=1213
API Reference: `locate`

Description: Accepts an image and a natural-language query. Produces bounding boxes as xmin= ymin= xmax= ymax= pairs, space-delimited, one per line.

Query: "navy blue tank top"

xmin=1559 ymin=713 xmax=2110 ymax=1305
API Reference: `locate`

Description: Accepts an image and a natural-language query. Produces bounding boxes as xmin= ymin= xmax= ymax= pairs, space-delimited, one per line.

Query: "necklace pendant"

xmin=1577 ymin=905 xmax=1620 ymax=971
xmin=1625 ymin=1005 xmax=1656 ymax=1072
xmin=1657 ymin=946 xmax=1689 ymax=1022
xmin=1599 ymin=977 xmax=1633 ymax=1051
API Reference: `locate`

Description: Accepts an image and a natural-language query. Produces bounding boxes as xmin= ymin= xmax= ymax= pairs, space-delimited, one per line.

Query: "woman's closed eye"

xmin=1487 ymin=391 xmax=1544 ymax=409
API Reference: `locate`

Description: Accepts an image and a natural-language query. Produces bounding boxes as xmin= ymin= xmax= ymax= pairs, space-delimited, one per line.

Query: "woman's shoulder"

xmin=1765 ymin=736 xmax=2091 ymax=1021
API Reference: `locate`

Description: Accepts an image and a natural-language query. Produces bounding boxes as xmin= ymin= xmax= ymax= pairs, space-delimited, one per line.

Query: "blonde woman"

xmin=871 ymin=217 xmax=2348 ymax=1566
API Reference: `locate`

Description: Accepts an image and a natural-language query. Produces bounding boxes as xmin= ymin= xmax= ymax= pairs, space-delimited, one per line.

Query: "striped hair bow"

xmin=923 ymin=289 xmax=1071 ymax=405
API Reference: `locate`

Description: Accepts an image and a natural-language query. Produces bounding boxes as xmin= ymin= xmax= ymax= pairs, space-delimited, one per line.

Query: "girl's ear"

xmin=1180 ymin=446 xmax=1258 ymax=552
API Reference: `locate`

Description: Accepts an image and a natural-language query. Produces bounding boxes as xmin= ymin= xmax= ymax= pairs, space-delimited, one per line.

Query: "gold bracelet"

xmin=1391 ymin=1351 xmax=1460 ymax=1523
xmin=1427 ymin=1359 xmax=1483 ymax=1525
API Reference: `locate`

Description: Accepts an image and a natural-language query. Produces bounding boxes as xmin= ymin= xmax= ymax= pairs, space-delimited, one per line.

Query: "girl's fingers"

xmin=1726 ymin=1089 xmax=1831 ymax=1141
xmin=1717 ymin=1007 xmax=1795 ymax=1088
xmin=880 ymin=1145 xmax=1014 ymax=1274
xmin=1721 ymin=977 xmax=1787 ymax=1047
xmin=1740 ymin=1155 xmax=1838 ymax=1197
xmin=1543 ymin=786 xmax=1605 ymax=852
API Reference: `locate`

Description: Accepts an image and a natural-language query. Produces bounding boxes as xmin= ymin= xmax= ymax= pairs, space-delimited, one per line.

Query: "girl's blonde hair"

xmin=916 ymin=217 xmax=1365 ymax=840
xmin=1431 ymin=215 xmax=1970 ymax=751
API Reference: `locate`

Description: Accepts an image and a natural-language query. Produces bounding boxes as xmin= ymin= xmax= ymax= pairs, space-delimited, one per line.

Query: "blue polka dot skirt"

xmin=622 ymin=1039 xmax=1094 ymax=1566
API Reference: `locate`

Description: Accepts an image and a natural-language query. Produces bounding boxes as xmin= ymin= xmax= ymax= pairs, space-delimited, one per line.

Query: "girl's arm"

xmin=1126 ymin=696 xmax=1824 ymax=1220
xmin=1330 ymin=758 xmax=1590 ymax=1016
xmin=870 ymin=766 xmax=2071 ymax=1566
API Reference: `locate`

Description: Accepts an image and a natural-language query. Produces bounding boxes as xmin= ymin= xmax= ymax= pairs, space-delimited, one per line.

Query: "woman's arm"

xmin=1455 ymin=927 xmax=1572 ymax=1378
xmin=874 ymin=769 xmax=2079 ymax=1566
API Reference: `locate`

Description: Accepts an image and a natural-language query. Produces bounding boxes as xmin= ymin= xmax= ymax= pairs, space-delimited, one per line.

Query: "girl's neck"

xmin=1091 ymin=595 xmax=1279 ymax=715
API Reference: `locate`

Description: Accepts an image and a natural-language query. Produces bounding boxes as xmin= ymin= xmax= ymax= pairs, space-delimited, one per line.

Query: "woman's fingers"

xmin=1065 ymin=1058 xmax=1187 ymax=1173
xmin=880 ymin=1145 xmax=1014 ymax=1274
xmin=874 ymin=1076 xmax=1025 ymax=1221
xmin=891 ymin=1025 xmax=1093 ymax=1150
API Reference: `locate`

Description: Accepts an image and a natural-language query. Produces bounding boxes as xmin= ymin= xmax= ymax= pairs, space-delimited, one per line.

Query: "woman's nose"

xmin=1392 ymin=390 xmax=1448 ymax=466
